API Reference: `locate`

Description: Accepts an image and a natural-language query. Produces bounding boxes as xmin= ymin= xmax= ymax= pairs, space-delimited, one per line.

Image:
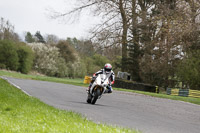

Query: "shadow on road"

xmin=68 ymin=101 xmax=109 ymax=107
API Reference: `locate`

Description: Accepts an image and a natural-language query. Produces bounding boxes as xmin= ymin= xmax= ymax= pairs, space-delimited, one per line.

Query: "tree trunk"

xmin=119 ymin=0 xmax=128 ymax=72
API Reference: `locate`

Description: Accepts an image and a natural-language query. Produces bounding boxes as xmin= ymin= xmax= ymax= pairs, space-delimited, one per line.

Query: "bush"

xmin=70 ymin=59 xmax=87 ymax=78
xmin=16 ymin=42 xmax=34 ymax=74
xmin=176 ymin=50 xmax=200 ymax=90
xmin=0 ymin=64 xmax=6 ymax=69
xmin=81 ymin=54 xmax=111 ymax=76
xmin=29 ymin=43 xmax=70 ymax=77
xmin=29 ymin=42 xmax=88 ymax=78
xmin=54 ymin=58 xmax=69 ymax=77
xmin=92 ymin=54 xmax=110 ymax=67
xmin=0 ymin=40 xmax=19 ymax=70
xmin=56 ymin=40 xmax=76 ymax=63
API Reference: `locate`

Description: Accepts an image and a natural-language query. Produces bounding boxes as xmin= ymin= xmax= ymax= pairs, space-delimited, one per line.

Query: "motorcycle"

xmin=86 ymin=73 xmax=110 ymax=104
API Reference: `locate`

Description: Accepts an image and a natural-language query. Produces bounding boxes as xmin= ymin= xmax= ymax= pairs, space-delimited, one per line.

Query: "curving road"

xmin=3 ymin=77 xmax=200 ymax=133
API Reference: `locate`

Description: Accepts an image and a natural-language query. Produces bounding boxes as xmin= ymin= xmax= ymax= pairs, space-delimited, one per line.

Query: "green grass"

xmin=0 ymin=78 xmax=137 ymax=133
xmin=1 ymin=70 xmax=200 ymax=106
xmin=0 ymin=70 xmax=86 ymax=87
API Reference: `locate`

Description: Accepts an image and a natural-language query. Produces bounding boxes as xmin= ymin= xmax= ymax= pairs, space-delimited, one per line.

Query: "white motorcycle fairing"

xmin=87 ymin=73 xmax=110 ymax=104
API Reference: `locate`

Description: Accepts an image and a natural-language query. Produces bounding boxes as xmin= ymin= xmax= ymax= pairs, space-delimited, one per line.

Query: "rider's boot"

xmin=86 ymin=83 xmax=92 ymax=94
xmin=105 ymin=86 xmax=112 ymax=93
xmin=104 ymin=89 xmax=112 ymax=93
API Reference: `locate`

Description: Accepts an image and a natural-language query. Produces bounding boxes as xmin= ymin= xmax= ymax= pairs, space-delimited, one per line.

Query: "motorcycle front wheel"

xmin=87 ymin=93 xmax=92 ymax=103
xmin=91 ymin=89 xmax=101 ymax=104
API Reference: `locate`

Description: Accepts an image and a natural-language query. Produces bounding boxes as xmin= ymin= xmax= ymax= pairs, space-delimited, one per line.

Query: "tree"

xmin=103 ymin=45 xmax=121 ymax=61
xmin=0 ymin=40 xmax=34 ymax=73
xmin=92 ymin=54 xmax=109 ymax=68
xmin=0 ymin=17 xmax=20 ymax=41
xmin=56 ymin=40 xmax=76 ymax=63
xmin=50 ymin=0 xmax=130 ymax=71
xmin=127 ymin=0 xmax=142 ymax=82
xmin=25 ymin=32 xmax=35 ymax=43
xmin=29 ymin=43 xmax=68 ymax=77
xmin=16 ymin=42 xmax=34 ymax=74
xmin=35 ymin=31 xmax=46 ymax=43
xmin=136 ymin=1 xmax=178 ymax=86
xmin=133 ymin=0 xmax=200 ymax=87
xmin=181 ymin=0 xmax=200 ymax=50
xmin=45 ymin=34 xmax=59 ymax=45
xmin=176 ymin=50 xmax=200 ymax=90
xmin=119 ymin=0 xmax=129 ymax=71
xmin=0 ymin=40 xmax=19 ymax=70
xmin=50 ymin=0 xmax=200 ymax=88
xmin=66 ymin=38 xmax=94 ymax=57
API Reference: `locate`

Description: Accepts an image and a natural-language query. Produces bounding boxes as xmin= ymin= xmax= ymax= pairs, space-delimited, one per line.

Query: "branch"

xmin=51 ymin=2 xmax=98 ymax=19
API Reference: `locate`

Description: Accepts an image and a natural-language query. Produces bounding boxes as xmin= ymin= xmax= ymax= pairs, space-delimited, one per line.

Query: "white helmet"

xmin=104 ymin=63 xmax=112 ymax=72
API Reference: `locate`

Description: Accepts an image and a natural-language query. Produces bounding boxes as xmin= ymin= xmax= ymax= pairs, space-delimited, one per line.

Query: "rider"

xmin=86 ymin=63 xmax=115 ymax=94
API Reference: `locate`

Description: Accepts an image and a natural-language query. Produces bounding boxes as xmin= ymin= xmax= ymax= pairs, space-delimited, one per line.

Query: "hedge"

xmin=113 ymin=78 xmax=156 ymax=93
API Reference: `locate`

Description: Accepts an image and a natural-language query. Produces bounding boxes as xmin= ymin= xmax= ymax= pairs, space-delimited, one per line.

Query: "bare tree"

xmin=137 ymin=0 xmax=200 ymax=87
xmin=0 ymin=17 xmax=20 ymax=41
xmin=45 ymin=34 xmax=59 ymax=45
xmin=50 ymin=0 xmax=130 ymax=71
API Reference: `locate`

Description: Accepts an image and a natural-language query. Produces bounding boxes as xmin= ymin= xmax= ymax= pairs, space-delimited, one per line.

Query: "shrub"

xmin=92 ymin=54 xmax=110 ymax=67
xmin=29 ymin=43 xmax=68 ymax=77
xmin=69 ymin=59 xmax=87 ymax=78
xmin=82 ymin=54 xmax=110 ymax=76
xmin=0 ymin=64 xmax=6 ymax=69
xmin=0 ymin=40 xmax=19 ymax=70
xmin=176 ymin=50 xmax=200 ymax=90
xmin=16 ymin=42 xmax=34 ymax=74
xmin=57 ymin=40 xmax=76 ymax=63
xmin=54 ymin=57 xmax=68 ymax=77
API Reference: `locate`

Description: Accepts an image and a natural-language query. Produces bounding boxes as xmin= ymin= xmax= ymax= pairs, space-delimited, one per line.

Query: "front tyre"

xmin=87 ymin=94 xmax=92 ymax=103
xmin=91 ymin=89 xmax=101 ymax=104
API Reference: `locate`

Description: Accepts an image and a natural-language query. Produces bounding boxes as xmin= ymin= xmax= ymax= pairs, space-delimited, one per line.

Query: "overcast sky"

xmin=0 ymin=0 xmax=99 ymax=40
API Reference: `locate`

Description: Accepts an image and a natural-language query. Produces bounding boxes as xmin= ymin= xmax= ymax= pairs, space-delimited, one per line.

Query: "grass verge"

xmin=0 ymin=78 xmax=137 ymax=133
xmin=1 ymin=70 xmax=200 ymax=106
xmin=0 ymin=70 xmax=86 ymax=87
xmin=114 ymin=88 xmax=200 ymax=105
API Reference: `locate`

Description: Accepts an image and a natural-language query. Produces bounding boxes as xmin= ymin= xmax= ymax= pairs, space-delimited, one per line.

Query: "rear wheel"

xmin=91 ymin=89 xmax=101 ymax=104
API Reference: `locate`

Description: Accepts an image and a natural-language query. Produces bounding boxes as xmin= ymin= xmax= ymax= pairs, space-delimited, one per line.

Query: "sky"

xmin=0 ymin=0 xmax=99 ymax=40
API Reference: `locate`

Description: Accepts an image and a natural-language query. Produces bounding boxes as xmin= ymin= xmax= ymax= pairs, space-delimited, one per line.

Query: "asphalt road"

xmin=3 ymin=77 xmax=200 ymax=133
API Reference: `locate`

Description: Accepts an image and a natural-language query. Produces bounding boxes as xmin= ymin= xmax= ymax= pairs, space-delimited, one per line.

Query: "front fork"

xmin=90 ymin=86 xmax=105 ymax=99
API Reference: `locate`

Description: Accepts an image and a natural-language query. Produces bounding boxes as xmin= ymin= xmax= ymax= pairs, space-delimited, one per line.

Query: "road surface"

xmin=2 ymin=77 xmax=200 ymax=133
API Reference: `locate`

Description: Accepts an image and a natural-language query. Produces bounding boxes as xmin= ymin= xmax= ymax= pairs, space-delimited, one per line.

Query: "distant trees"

xmin=0 ymin=18 xmax=33 ymax=74
xmin=0 ymin=40 xmax=34 ymax=74
xmin=25 ymin=31 xmax=46 ymax=43
xmin=49 ymin=0 xmax=200 ymax=89
xmin=25 ymin=32 xmax=35 ymax=43
xmin=29 ymin=40 xmax=89 ymax=78
xmin=29 ymin=43 xmax=68 ymax=77
xmin=0 ymin=17 xmax=110 ymax=78
xmin=45 ymin=34 xmax=59 ymax=45
xmin=2 ymin=2 xmax=200 ymax=90
xmin=56 ymin=40 xmax=76 ymax=63
xmin=35 ymin=31 xmax=46 ymax=43
xmin=50 ymin=0 xmax=129 ymax=71
xmin=0 ymin=17 xmax=20 ymax=41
